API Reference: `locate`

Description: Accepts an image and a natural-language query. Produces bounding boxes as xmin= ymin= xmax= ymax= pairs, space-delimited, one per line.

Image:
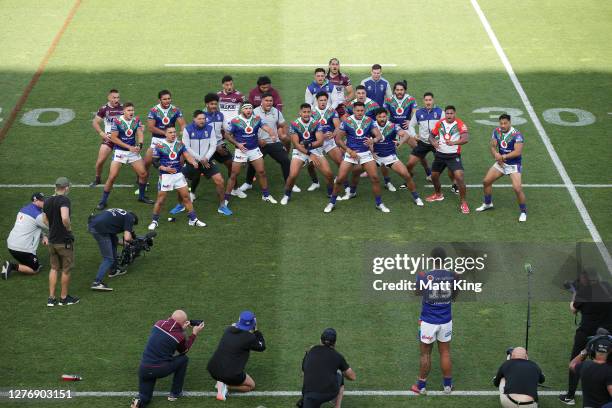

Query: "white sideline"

xmin=0 ymin=390 xmax=580 ymax=398
xmin=0 ymin=183 xmax=610 ymax=189
xmin=164 ymin=63 xmax=397 ymax=68
xmin=470 ymin=0 xmax=612 ymax=274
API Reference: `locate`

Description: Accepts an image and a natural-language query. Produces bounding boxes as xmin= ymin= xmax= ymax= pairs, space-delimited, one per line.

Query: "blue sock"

xmin=519 ymin=203 xmax=527 ymax=213
xmin=285 ymin=189 xmax=292 ymax=198
xmin=443 ymin=377 xmax=453 ymax=387
xmin=224 ymin=193 xmax=230 ymax=201
xmin=384 ymin=177 xmax=391 ymax=184
xmin=417 ymin=379 xmax=427 ymax=389
xmin=187 ymin=211 xmax=197 ymax=221
xmin=484 ymin=194 xmax=492 ymax=205
xmin=375 ymin=195 xmax=382 ymax=206
xmin=152 ymin=214 xmax=160 ymax=222
xmin=425 ymin=167 xmax=432 ymax=176
xmin=411 ymin=191 xmax=419 ymax=200
xmin=100 ymin=190 xmax=110 ymax=204
xmin=327 ymin=185 xmax=333 ymax=196
xmin=350 ymin=185 xmax=357 ymax=194
xmin=262 ymin=188 xmax=270 ymax=197
xmin=343 ymin=181 xmax=349 ymax=188
xmin=330 ymin=195 xmax=337 ymax=204
xmin=138 ymin=183 xmax=147 ymax=199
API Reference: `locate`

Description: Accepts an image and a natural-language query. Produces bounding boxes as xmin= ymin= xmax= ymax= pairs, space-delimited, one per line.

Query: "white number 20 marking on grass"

xmin=474 ymin=107 xmax=596 ymax=127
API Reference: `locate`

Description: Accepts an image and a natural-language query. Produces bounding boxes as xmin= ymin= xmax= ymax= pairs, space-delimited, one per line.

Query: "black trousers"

xmin=244 ymin=142 xmax=290 ymax=184
xmin=567 ymin=329 xmax=590 ymax=397
xmin=138 ymin=355 xmax=189 ymax=406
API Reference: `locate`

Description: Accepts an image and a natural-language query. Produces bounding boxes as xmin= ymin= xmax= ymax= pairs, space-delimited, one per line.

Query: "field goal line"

xmin=470 ymin=0 xmax=612 ymax=274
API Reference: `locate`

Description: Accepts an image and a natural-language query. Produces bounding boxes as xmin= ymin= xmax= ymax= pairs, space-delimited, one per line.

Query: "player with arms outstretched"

xmin=476 ymin=114 xmax=527 ymax=222
xmin=91 ymin=89 xmax=123 ymax=187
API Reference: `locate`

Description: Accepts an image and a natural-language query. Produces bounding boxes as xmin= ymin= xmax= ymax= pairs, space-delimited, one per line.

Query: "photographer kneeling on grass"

xmin=493 ymin=347 xmax=545 ymax=408
xmin=88 ymin=208 xmax=139 ymax=291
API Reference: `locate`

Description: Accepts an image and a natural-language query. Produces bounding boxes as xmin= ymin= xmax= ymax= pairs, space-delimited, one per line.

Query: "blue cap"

xmin=236 ymin=310 xmax=256 ymax=331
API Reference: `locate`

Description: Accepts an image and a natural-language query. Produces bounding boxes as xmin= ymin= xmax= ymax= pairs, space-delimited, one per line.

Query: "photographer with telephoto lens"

xmin=560 ymin=269 xmax=612 ymax=405
xmin=493 ymin=347 xmax=545 ymax=407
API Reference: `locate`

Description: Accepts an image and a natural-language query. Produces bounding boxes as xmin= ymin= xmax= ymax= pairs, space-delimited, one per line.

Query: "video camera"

xmin=117 ymin=231 xmax=157 ymax=268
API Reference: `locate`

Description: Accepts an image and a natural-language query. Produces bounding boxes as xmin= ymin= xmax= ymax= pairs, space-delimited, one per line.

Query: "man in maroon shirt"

xmin=248 ymin=76 xmax=283 ymax=111
xmin=91 ymin=89 xmax=123 ymax=186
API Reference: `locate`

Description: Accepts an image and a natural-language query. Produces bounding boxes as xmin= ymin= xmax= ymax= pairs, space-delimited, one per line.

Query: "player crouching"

xmin=476 ymin=114 xmax=527 ymax=222
xmin=281 ymin=103 xmax=334 ymax=205
xmin=148 ymin=127 xmax=206 ymax=230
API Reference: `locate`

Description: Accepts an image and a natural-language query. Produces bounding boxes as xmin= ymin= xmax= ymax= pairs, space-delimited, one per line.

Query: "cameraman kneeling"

xmin=569 ymin=331 xmax=612 ymax=408
xmin=493 ymin=347 xmax=545 ymax=407
xmin=88 ymin=208 xmax=137 ymax=291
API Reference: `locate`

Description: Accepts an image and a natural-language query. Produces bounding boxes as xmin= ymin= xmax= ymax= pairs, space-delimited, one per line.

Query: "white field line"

xmin=0 ymin=390 xmax=581 ymax=398
xmin=164 ymin=63 xmax=396 ymax=68
xmin=0 ymin=183 xmax=610 ymax=189
xmin=470 ymin=0 xmax=612 ymax=274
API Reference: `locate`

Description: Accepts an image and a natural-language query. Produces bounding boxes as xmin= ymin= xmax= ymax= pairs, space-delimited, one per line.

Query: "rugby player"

xmin=426 ymin=106 xmax=470 ymax=214
xmin=223 ymin=103 xmax=279 ymax=205
xmin=311 ymin=92 xmax=344 ymax=168
xmin=476 ymin=114 xmax=527 ymax=222
xmin=218 ymin=75 xmax=245 ymax=130
xmin=345 ymin=85 xmax=380 ymax=119
xmin=324 ymin=102 xmax=388 ymax=213
xmin=305 ymin=68 xmax=338 ymax=110
xmin=412 ymin=247 xmax=457 ymax=395
xmin=360 ymin=64 xmax=392 ymax=107
xmin=97 ymin=103 xmax=153 ymax=210
xmin=148 ymin=126 xmax=206 ymax=230
xmin=326 ymin=58 xmax=354 ymax=118
xmin=204 ymin=93 xmax=233 ymax=176
xmin=90 ymin=89 xmax=123 ymax=187
xmin=280 ymin=103 xmax=334 ymax=205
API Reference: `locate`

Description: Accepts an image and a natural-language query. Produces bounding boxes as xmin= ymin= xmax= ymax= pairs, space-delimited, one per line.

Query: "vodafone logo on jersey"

xmin=356 ymin=129 xmax=364 ymax=136
xmin=320 ymin=118 xmax=327 ymax=125
xmin=500 ymin=140 xmax=508 ymax=148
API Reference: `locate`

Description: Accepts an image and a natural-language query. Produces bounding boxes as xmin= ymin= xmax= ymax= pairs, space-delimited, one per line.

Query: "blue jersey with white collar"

xmin=492 ymin=127 xmax=524 ymax=165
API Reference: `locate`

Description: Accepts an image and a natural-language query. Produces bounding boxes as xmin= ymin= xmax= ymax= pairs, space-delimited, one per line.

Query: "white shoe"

xmin=292 ymin=185 xmax=301 ymax=193
xmin=188 ymin=218 xmax=206 ymax=227
xmin=215 ymin=381 xmax=228 ymax=401
xmin=323 ymin=203 xmax=335 ymax=213
xmin=239 ymin=183 xmax=252 ymax=192
xmin=426 ymin=175 xmax=432 ymax=182
xmin=443 ymin=385 xmax=452 ymax=395
xmin=231 ymin=189 xmax=247 ymax=198
xmin=344 ymin=185 xmax=351 ymax=194
xmin=307 ymin=182 xmax=320 ymax=191
xmin=262 ymin=195 xmax=277 ymax=204
xmin=340 ymin=191 xmax=356 ymax=201
xmin=415 ymin=197 xmax=424 ymax=207
xmin=376 ymin=203 xmax=391 ymax=213
xmin=148 ymin=220 xmax=158 ymax=231
xmin=189 ymin=192 xmax=196 ymax=202
xmin=280 ymin=195 xmax=290 ymax=205
xmin=476 ymin=203 xmax=494 ymax=212
xmin=519 ymin=212 xmax=527 ymax=222
xmin=385 ymin=182 xmax=397 ymax=192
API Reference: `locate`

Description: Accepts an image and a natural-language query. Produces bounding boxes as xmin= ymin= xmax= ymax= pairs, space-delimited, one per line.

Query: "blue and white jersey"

xmin=204 ymin=110 xmax=225 ymax=143
xmin=408 ymin=106 xmax=445 ymax=143
xmin=153 ymin=140 xmax=186 ymax=175
xmin=111 ymin=115 xmax=143 ymax=150
xmin=7 ymin=203 xmax=47 ymax=254
xmin=147 ymin=104 xmax=183 ymax=133
xmin=305 ymin=80 xmax=337 ymax=109
xmin=311 ymin=106 xmax=338 ymax=134
xmin=339 ymin=115 xmax=375 ymax=153
xmin=182 ymin=121 xmax=216 ymax=161
xmin=373 ymin=122 xmax=401 ymax=157
xmin=383 ymin=94 xmax=417 ymax=125
xmin=417 ymin=269 xmax=456 ymax=325
xmin=492 ymin=126 xmax=524 ymax=165
xmin=360 ymin=76 xmax=392 ymax=107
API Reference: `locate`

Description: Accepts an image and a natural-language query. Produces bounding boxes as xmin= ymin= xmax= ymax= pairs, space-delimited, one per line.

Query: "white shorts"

xmin=112 ymin=149 xmax=142 ymax=164
xmin=150 ymin=136 xmax=165 ymax=149
xmin=158 ymin=172 xmax=188 ymax=192
xmin=323 ymin=138 xmax=339 ymax=153
xmin=375 ymin=153 xmax=399 ymax=167
xmin=292 ymin=147 xmax=323 ymax=164
xmin=343 ymin=150 xmax=374 ymax=165
xmin=419 ymin=320 xmax=452 ymax=344
xmin=233 ymin=147 xmax=264 ymax=163
xmin=493 ymin=162 xmax=522 ymax=175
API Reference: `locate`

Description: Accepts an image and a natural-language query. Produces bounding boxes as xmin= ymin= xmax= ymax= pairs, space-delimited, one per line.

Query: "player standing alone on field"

xmin=476 ymin=114 xmax=527 ymax=222
xmin=412 ymin=247 xmax=457 ymax=396
xmin=91 ymin=89 xmax=123 ymax=187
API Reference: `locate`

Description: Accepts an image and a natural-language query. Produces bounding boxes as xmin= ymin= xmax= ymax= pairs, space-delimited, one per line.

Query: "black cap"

xmin=31 ymin=192 xmax=45 ymax=202
xmin=321 ymin=328 xmax=337 ymax=346
xmin=595 ymin=338 xmax=611 ymax=354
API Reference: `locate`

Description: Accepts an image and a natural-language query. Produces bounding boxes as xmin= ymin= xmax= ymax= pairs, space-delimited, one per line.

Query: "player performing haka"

xmin=148 ymin=126 xmax=206 ymax=230
xmin=476 ymin=114 xmax=527 ymax=222
xmin=326 ymin=58 xmax=354 ymax=118
xmin=345 ymin=85 xmax=380 ymax=119
xmin=223 ymin=103 xmax=279 ymax=205
xmin=218 ymin=75 xmax=245 ymax=131
xmin=311 ymin=92 xmax=344 ymax=168
xmin=204 ymin=93 xmax=233 ymax=176
xmin=280 ymin=103 xmax=334 ymax=205
xmin=324 ymin=102 xmax=388 ymax=213
xmin=90 ymin=89 xmax=123 ymax=187
xmin=97 ymin=103 xmax=153 ymax=210
xmin=426 ymin=106 xmax=470 ymax=214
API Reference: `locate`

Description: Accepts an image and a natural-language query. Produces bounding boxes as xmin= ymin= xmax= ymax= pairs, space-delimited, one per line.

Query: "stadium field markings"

xmin=0 ymin=0 xmax=81 ymax=144
xmin=0 ymin=184 xmax=610 ymax=189
xmin=164 ymin=63 xmax=397 ymax=68
xmin=471 ymin=0 xmax=612 ymax=273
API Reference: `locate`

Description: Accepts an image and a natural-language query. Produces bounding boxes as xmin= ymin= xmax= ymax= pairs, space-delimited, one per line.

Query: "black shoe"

xmin=558 ymin=394 xmax=575 ymax=405
xmin=96 ymin=202 xmax=107 ymax=210
xmin=59 ymin=295 xmax=80 ymax=306
xmin=1 ymin=260 xmax=12 ymax=280
xmin=450 ymin=184 xmax=459 ymax=194
xmin=91 ymin=281 xmax=113 ymax=291
xmin=89 ymin=178 xmax=101 ymax=187
xmin=47 ymin=297 xmax=57 ymax=307
xmin=108 ymin=267 xmax=127 ymax=278
xmin=138 ymin=197 xmax=154 ymax=205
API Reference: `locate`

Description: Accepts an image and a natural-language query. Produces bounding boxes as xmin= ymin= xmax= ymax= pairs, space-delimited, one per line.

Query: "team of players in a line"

xmin=91 ymin=61 xmax=527 ymax=229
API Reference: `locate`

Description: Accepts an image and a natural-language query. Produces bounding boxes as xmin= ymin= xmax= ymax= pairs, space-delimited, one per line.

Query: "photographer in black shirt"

xmin=298 ymin=328 xmax=356 ymax=408
xmin=569 ymin=331 xmax=612 ymax=408
xmin=560 ymin=269 xmax=612 ymax=405
xmin=493 ymin=347 xmax=545 ymax=407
